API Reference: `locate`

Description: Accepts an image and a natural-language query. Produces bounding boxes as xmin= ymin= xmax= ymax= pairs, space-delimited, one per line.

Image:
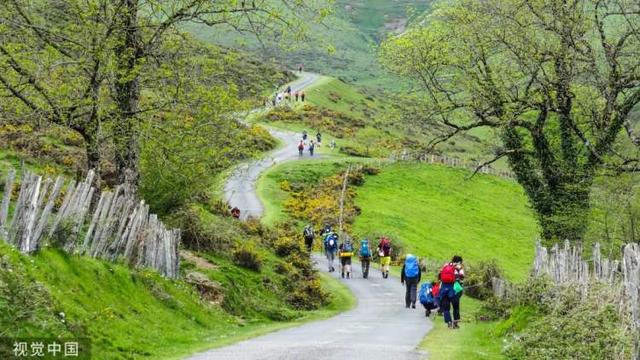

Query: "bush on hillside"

xmin=503 ymin=285 xmax=633 ymax=359
xmin=287 ymin=277 xmax=328 ymax=310
xmin=463 ymin=260 xmax=504 ymax=300
xmin=273 ymin=236 xmax=305 ymax=257
xmin=169 ymin=207 xmax=237 ymax=252
xmin=232 ymin=243 xmax=262 ymax=272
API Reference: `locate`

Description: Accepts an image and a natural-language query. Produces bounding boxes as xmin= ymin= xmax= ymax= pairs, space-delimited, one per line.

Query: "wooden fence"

xmin=389 ymin=150 xmax=515 ymax=179
xmin=532 ymin=240 xmax=639 ymax=359
xmin=0 ymin=168 xmax=180 ymax=278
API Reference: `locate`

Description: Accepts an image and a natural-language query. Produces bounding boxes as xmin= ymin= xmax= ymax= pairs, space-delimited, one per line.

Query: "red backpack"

xmin=440 ymin=263 xmax=456 ymax=283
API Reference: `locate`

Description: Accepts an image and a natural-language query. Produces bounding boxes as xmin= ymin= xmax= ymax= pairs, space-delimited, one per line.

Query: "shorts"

xmin=340 ymin=257 xmax=352 ymax=266
xmin=380 ymin=256 xmax=391 ymax=266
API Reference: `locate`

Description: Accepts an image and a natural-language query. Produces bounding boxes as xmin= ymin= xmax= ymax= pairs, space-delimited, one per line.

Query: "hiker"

xmin=309 ymin=140 xmax=315 ymax=156
xmin=231 ymin=207 xmax=241 ymax=219
xmin=377 ymin=237 xmax=392 ymax=278
xmin=301 ymin=91 xmax=306 ymax=102
xmin=401 ymin=254 xmax=421 ymax=308
xmin=298 ymin=140 xmax=304 ymax=156
xmin=303 ymin=224 xmax=315 ymax=251
xmin=320 ymin=224 xmax=332 ymax=237
xmin=419 ymin=281 xmax=439 ymax=317
xmin=438 ymin=255 xmax=465 ymax=329
xmin=302 ymin=130 xmax=308 ymax=140
xmin=338 ymin=238 xmax=355 ymax=279
xmin=316 ymin=132 xmax=322 ymax=143
xmin=359 ymin=238 xmax=372 ymax=278
xmin=298 ymin=64 xmax=303 ymax=73
xmin=324 ymin=231 xmax=338 ymax=272
xmin=286 ymin=85 xmax=292 ymax=95
xmin=295 ymin=91 xmax=299 ymax=101
xmin=284 ymin=92 xmax=290 ymax=102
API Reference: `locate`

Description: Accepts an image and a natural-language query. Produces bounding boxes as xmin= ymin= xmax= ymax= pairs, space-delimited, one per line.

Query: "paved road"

xmin=224 ymin=72 xmax=321 ymax=220
xmin=187 ymin=255 xmax=432 ymax=360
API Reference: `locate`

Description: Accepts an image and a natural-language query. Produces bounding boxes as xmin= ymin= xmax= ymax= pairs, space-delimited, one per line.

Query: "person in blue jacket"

xmin=401 ymin=254 xmax=422 ymax=308
xmin=323 ymin=231 xmax=338 ymax=272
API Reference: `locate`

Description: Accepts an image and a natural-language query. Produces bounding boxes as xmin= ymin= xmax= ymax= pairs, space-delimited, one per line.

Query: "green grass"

xmin=420 ymin=297 xmax=503 ymax=359
xmin=257 ymin=159 xmax=358 ymax=225
xmin=0 ymin=240 xmax=355 ymax=359
xmin=353 ymin=163 xmax=539 ymax=281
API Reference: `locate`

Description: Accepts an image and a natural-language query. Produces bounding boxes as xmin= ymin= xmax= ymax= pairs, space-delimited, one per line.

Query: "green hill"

xmin=353 ymin=163 xmax=539 ymax=280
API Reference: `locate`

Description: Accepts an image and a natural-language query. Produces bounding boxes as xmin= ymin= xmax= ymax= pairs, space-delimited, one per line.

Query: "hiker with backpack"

xmin=302 ymin=130 xmax=308 ymax=141
xmin=377 ymin=237 xmax=392 ymax=278
xmin=298 ymin=140 xmax=304 ymax=156
xmin=438 ymin=255 xmax=465 ymax=329
xmin=401 ymin=254 xmax=421 ymax=308
xmin=303 ymin=224 xmax=315 ymax=251
xmin=323 ymin=231 xmax=339 ymax=272
xmin=309 ymin=140 xmax=315 ymax=156
xmin=316 ymin=132 xmax=322 ymax=143
xmin=359 ymin=238 xmax=372 ymax=278
xmin=419 ymin=281 xmax=439 ymax=317
xmin=338 ymin=238 xmax=355 ymax=279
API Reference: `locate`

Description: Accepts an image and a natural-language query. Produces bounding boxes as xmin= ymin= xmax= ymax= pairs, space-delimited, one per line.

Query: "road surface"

xmin=224 ymin=72 xmax=321 ymax=220
xmin=187 ymin=256 xmax=432 ymax=360
xmin=205 ymin=73 xmax=433 ymax=360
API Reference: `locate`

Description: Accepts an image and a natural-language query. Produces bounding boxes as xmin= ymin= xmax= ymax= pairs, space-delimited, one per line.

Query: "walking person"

xmin=438 ymin=255 xmax=465 ymax=329
xmin=298 ymin=140 xmax=304 ymax=156
xmin=316 ymin=132 xmax=322 ymax=143
xmin=301 ymin=91 xmax=306 ymax=102
xmin=286 ymin=85 xmax=292 ymax=95
xmin=295 ymin=91 xmax=299 ymax=101
xmin=377 ymin=237 xmax=392 ymax=278
xmin=231 ymin=207 xmax=241 ymax=219
xmin=303 ymin=224 xmax=315 ymax=252
xmin=359 ymin=238 xmax=372 ymax=278
xmin=323 ymin=231 xmax=338 ymax=272
xmin=309 ymin=140 xmax=315 ymax=156
xmin=302 ymin=130 xmax=308 ymax=140
xmin=401 ymin=254 xmax=421 ymax=308
xmin=338 ymin=237 xmax=355 ymax=279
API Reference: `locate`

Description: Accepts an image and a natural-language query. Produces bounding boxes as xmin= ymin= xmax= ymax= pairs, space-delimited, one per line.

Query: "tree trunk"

xmin=113 ymin=0 xmax=143 ymax=185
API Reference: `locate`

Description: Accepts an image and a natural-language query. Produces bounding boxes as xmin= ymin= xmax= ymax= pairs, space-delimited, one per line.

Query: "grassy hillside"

xmin=185 ymin=1 xmax=435 ymax=87
xmin=0 ymin=240 xmax=354 ymax=359
xmin=352 ymin=163 xmax=539 ymax=280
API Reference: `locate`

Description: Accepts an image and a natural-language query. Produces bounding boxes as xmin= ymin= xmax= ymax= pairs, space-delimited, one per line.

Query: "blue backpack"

xmin=360 ymin=239 xmax=371 ymax=257
xmin=342 ymin=241 xmax=354 ymax=253
xmin=419 ymin=283 xmax=434 ymax=305
xmin=404 ymin=255 xmax=419 ymax=278
xmin=324 ymin=233 xmax=338 ymax=250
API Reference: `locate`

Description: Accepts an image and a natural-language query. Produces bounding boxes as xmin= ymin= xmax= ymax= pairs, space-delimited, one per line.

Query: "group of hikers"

xmin=297 ymin=130 xmax=322 ymax=156
xmin=303 ymin=224 xmax=465 ymax=329
xmin=272 ymin=85 xmax=306 ymax=107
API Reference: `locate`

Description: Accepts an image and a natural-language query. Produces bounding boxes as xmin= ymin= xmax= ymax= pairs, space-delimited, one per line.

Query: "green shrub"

xmin=463 ymin=260 xmax=504 ymax=300
xmin=232 ymin=243 xmax=262 ymax=272
xmin=287 ymin=278 xmax=328 ymax=310
xmin=273 ymin=236 xmax=305 ymax=257
xmin=168 ymin=207 xmax=238 ymax=252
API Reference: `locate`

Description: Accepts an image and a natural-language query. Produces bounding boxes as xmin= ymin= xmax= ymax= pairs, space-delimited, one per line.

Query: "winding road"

xmin=191 ymin=73 xmax=432 ymax=360
xmin=224 ymin=72 xmax=321 ymax=220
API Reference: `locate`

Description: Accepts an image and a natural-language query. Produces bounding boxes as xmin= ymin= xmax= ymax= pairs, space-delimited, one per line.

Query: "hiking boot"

xmin=341 ymin=272 xmax=345 ymax=278
xmin=411 ymin=304 xmax=416 ymax=309
xmin=425 ymin=309 xmax=431 ymax=317
xmin=447 ymin=322 xmax=453 ymax=329
xmin=453 ymin=320 xmax=460 ymax=329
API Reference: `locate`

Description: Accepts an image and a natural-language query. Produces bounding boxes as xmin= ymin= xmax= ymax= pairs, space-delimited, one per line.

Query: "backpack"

xmin=404 ymin=255 xmax=419 ymax=278
xmin=380 ymin=238 xmax=391 ymax=256
xmin=342 ymin=241 xmax=354 ymax=253
xmin=419 ymin=283 xmax=434 ymax=305
xmin=303 ymin=226 xmax=313 ymax=238
xmin=298 ymin=143 xmax=304 ymax=150
xmin=440 ymin=263 xmax=457 ymax=283
xmin=325 ymin=233 xmax=337 ymax=250
xmin=360 ymin=239 xmax=371 ymax=257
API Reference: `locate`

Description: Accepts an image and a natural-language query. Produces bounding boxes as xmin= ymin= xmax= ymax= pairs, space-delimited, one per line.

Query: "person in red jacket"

xmin=438 ymin=255 xmax=465 ymax=328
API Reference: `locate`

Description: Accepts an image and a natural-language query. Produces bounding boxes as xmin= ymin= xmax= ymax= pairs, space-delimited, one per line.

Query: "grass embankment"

xmin=420 ymin=297 xmax=503 ymax=359
xmin=0 ymin=240 xmax=354 ymax=359
xmin=353 ymin=163 xmax=539 ymax=281
xmin=350 ymin=162 xmax=538 ymax=359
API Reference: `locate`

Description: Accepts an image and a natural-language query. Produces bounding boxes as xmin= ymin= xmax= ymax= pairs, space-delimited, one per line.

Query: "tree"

xmin=0 ymin=0 xmax=328 ymax=184
xmin=381 ymin=0 xmax=640 ymax=243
